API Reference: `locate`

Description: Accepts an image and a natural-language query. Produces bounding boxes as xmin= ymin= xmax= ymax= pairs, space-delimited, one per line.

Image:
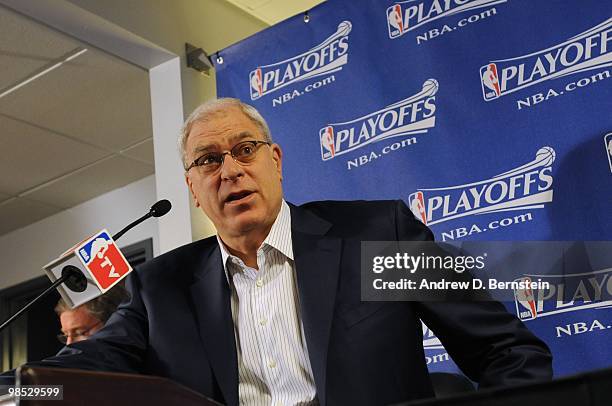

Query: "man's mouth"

xmin=225 ymin=191 xmax=253 ymax=204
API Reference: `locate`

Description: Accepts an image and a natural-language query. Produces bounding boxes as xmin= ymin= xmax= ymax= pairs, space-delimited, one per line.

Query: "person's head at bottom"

xmin=55 ymin=284 xmax=129 ymax=345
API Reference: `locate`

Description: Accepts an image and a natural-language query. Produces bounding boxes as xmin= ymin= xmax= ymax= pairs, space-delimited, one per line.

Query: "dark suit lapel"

xmin=290 ymin=204 xmax=342 ymax=406
xmin=188 ymin=247 xmax=238 ymax=406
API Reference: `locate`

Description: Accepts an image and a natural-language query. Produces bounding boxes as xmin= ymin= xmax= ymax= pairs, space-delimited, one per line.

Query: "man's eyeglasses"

xmin=57 ymin=321 xmax=102 ymax=344
xmin=186 ymin=140 xmax=271 ymax=173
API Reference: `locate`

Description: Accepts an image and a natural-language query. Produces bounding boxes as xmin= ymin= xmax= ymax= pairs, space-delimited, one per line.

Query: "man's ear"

xmin=185 ymin=174 xmax=200 ymax=208
xmin=271 ymin=144 xmax=283 ymax=181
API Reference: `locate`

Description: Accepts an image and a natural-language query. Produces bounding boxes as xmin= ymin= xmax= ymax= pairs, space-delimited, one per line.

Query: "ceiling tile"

xmin=0 ymin=48 xmax=152 ymax=152
xmin=224 ymin=0 xmax=324 ymax=25
xmin=0 ymin=197 xmax=62 ymax=235
xmin=0 ymin=115 xmax=110 ymax=195
xmin=0 ymin=6 xmax=80 ymax=90
xmin=257 ymin=0 xmax=323 ymax=24
xmin=232 ymin=0 xmax=273 ymax=11
xmin=23 ymin=155 xmax=154 ymax=208
xmin=121 ymin=138 xmax=154 ymax=165
xmin=0 ymin=192 xmax=12 ymax=204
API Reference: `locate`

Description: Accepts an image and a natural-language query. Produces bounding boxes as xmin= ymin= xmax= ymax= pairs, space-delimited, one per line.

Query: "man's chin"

xmin=226 ymin=213 xmax=266 ymax=234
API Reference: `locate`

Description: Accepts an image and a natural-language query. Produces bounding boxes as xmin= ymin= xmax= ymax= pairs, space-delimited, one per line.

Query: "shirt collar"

xmin=217 ymin=199 xmax=293 ymax=281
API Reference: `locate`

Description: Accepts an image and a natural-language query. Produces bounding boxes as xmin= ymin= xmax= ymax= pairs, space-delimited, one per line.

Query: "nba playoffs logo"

xmin=320 ymin=79 xmax=438 ymax=160
xmin=249 ymin=21 xmax=351 ymax=100
xmin=387 ymin=0 xmax=506 ymax=39
xmin=409 ymin=147 xmax=555 ymax=225
xmin=514 ymin=268 xmax=612 ymax=322
xmin=480 ymin=18 xmax=612 ymax=101
xmin=76 ymin=230 xmax=131 ymax=291
xmin=605 ymin=133 xmax=612 ymax=173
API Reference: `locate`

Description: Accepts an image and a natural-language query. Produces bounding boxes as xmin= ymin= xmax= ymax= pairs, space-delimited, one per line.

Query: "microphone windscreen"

xmin=150 ymin=199 xmax=172 ymax=217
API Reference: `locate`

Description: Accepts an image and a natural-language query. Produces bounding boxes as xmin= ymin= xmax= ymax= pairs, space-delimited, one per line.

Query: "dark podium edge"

xmin=14 ymin=366 xmax=223 ymax=406
xmin=392 ymin=367 xmax=612 ymax=406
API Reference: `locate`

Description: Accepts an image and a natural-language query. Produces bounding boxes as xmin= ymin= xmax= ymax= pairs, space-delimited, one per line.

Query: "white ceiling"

xmin=0 ymin=0 xmax=324 ymax=236
xmin=0 ymin=5 xmax=154 ymax=235
xmin=226 ymin=0 xmax=323 ymax=25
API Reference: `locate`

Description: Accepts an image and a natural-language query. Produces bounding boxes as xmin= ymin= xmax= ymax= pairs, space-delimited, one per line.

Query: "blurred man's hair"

xmin=55 ymin=284 xmax=130 ymax=323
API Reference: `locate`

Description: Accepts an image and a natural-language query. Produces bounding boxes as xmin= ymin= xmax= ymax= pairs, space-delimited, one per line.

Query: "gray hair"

xmin=55 ymin=283 xmax=130 ymax=324
xmin=178 ymin=98 xmax=273 ymax=169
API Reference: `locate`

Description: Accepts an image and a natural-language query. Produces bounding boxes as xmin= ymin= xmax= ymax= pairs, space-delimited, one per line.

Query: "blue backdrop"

xmin=215 ymin=0 xmax=612 ymax=377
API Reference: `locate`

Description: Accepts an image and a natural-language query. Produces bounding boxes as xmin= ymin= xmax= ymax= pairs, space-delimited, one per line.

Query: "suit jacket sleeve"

xmin=29 ymin=270 xmax=148 ymax=373
xmin=393 ymin=200 xmax=553 ymax=387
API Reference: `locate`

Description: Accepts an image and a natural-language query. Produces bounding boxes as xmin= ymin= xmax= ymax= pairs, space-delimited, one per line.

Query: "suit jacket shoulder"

xmin=134 ymin=236 xmax=219 ymax=285
xmin=295 ymin=199 xmax=433 ymax=241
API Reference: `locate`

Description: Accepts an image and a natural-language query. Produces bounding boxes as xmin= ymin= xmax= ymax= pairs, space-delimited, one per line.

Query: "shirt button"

xmin=259 ymin=318 xmax=267 ymax=326
xmin=268 ymin=360 xmax=277 ymax=369
xmin=256 ymin=279 xmax=263 ymax=287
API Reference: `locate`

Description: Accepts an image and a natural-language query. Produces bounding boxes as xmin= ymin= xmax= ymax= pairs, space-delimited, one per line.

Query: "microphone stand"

xmin=0 ymin=272 xmax=75 ymax=332
xmin=0 ymin=200 xmax=171 ymax=334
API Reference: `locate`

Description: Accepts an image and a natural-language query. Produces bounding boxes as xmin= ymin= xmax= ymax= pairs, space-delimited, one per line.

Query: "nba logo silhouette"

xmin=408 ymin=192 xmax=427 ymax=224
xmin=387 ymin=4 xmax=405 ymax=38
xmin=249 ymin=68 xmax=263 ymax=100
xmin=76 ymin=230 xmax=132 ymax=291
xmin=320 ymin=126 xmax=336 ymax=160
xmin=514 ymin=277 xmax=538 ymax=321
xmin=480 ymin=63 xmax=501 ymax=101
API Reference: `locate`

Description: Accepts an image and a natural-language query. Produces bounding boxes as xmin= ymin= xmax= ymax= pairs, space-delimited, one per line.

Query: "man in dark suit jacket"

xmin=37 ymin=98 xmax=551 ymax=405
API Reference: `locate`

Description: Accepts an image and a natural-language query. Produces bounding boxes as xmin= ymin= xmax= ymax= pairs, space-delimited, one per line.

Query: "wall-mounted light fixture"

xmin=185 ymin=43 xmax=213 ymax=75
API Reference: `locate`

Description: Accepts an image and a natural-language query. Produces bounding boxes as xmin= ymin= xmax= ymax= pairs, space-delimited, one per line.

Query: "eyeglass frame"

xmin=185 ymin=140 xmax=272 ymax=173
xmin=57 ymin=321 xmax=103 ymax=344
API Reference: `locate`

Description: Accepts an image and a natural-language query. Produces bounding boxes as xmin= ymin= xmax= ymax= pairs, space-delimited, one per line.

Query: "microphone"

xmin=0 ymin=200 xmax=172 ymax=333
xmin=113 ymin=199 xmax=172 ymax=240
xmin=151 ymin=199 xmax=172 ymax=217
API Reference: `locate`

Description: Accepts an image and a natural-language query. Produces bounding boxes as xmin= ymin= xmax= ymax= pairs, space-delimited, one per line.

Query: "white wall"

xmin=0 ymin=175 xmax=158 ymax=290
xmin=149 ymin=58 xmax=194 ymax=253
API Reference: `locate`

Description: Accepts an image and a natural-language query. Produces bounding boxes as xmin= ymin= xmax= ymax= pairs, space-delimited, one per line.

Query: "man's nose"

xmin=220 ymin=154 xmax=244 ymax=181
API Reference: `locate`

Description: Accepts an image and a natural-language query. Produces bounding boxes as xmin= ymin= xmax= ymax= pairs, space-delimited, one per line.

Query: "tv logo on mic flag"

xmin=76 ymin=230 xmax=131 ymax=291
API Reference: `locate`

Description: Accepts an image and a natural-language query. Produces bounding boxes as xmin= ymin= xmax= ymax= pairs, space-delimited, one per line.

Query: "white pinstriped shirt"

xmin=217 ymin=200 xmax=318 ymax=406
